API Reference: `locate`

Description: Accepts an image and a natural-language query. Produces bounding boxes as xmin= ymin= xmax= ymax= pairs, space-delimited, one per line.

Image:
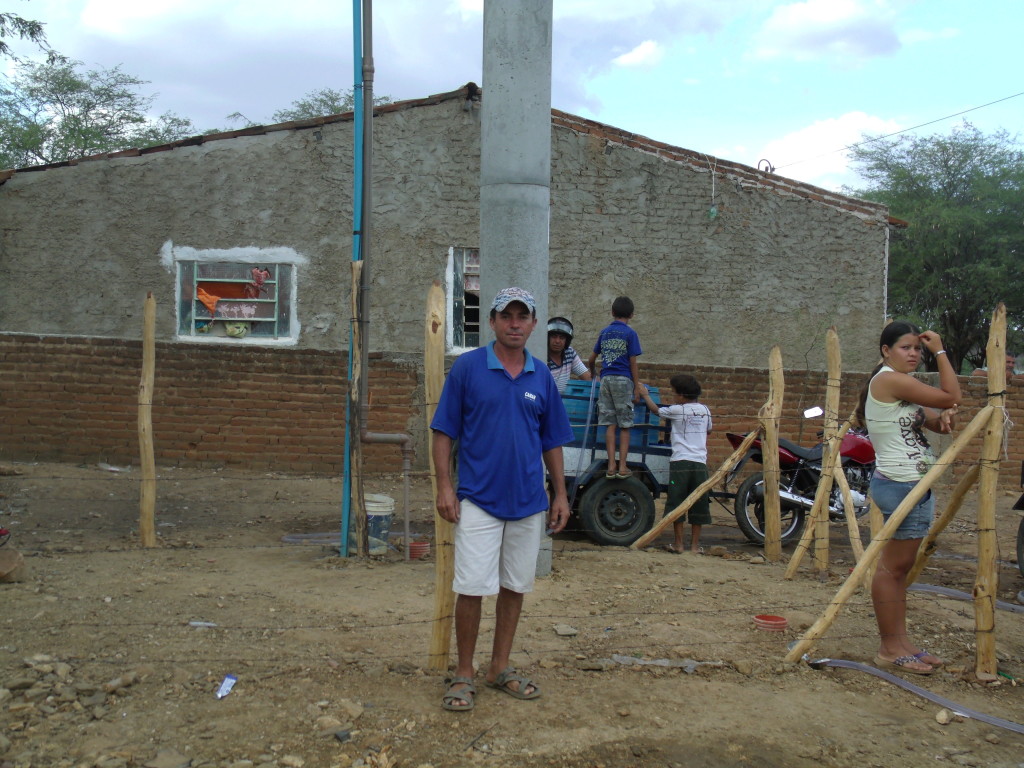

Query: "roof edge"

xmin=0 ymin=82 xmax=887 ymax=219
xmin=550 ymin=109 xmax=886 ymax=218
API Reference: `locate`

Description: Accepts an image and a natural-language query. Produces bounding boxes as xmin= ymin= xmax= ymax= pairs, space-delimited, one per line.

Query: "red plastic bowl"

xmin=408 ymin=540 xmax=430 ymax=560
xmin=753 ymin=614 xmax=788 ymax=632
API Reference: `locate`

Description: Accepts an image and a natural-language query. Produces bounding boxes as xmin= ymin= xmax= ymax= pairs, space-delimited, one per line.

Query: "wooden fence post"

xmin=425 ymin=282 xmax=455 ymax=671
xmin=138 ymin=293 xmax=157 ymax=548
xmin=761 ymin=346 xmax=784 ymax=561
xmin=813 ymin=328 xmax=842 ymax=572
xmin=349 ymin=262 xmax=366 ymax=557
xmin=974 ymin=304 xmax=1006 ymax=679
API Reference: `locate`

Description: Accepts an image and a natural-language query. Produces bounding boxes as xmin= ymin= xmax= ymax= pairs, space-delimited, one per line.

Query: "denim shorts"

xmin=869 ymin=474 xmax=934 ymax=540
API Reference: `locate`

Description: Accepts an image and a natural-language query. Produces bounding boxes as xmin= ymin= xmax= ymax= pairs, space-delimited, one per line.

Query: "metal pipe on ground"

xmin=361 ymin=403 xmax=414 ymax=560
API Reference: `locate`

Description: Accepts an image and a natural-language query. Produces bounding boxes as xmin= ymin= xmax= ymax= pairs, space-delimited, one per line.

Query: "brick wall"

xmin=640 ymin=362 xmax=1024 ymax=489
xmin=0 ymin=335 xmax=421 ymax=474
xmin=3 ymin=334 xmax=1021 ymax=489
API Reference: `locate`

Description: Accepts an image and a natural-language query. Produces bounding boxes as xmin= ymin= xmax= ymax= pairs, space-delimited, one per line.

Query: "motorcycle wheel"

xmin=1017 ymin=516 xmax=1024 ymax=579
xmin=579 ymin=476 xmax=655 ymax=546
xmin=734 ymin=472 xmax=806 ymax=546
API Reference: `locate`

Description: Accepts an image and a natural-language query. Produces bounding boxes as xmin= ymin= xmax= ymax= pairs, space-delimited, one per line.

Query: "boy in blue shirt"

xmin=587 ymin=296 xmax=643 ymax=478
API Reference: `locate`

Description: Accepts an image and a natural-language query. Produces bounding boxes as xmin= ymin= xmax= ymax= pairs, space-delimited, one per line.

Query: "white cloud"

xmin=752 ymin=0 xmax=900 ymax=63
xmin=758 ymin=111 xmax=902 ymax=191
xmin=79 ymin=0 xmax=208 ymax=36
xmin=901 ymin=26 xmax=960 ymax=45
xmin=612 ymin=40 xmax=663 ymax=67
xmin=78 ymin=0 xmax=352 ymax=37
xmin=554 ymin=0 xmax=662 ymax=22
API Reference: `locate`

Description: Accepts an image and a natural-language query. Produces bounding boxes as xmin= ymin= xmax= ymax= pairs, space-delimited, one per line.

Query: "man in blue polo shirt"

xmin=431 ymin=287 xmax=573 ymax=712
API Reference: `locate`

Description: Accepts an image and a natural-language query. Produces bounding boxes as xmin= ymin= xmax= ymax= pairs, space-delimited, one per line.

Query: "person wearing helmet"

xmin=547 ymin=317 xmax=591 ymax=394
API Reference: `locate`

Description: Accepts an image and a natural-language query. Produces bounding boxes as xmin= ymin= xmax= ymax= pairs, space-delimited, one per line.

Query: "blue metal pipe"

xmin=342 ymin=0 xmax=366 ymax=557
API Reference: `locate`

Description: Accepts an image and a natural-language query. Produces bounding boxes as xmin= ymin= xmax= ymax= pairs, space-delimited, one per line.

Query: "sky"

xmin=4 ymin=0 xmax=1023 ymax=191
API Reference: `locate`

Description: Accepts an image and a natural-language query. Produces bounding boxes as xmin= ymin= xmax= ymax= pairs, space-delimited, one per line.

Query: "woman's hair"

xmin=854 ymin=320 xmax=921 ymax=430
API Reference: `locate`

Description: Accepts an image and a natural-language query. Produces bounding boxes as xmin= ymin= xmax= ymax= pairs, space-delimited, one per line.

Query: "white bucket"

xmin=365 ymin=494 xmax=395 ymax=544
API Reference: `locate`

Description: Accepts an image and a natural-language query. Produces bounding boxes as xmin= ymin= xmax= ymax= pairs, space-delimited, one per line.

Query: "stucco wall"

xmin=548 ymin=123 xmax=887 ymax=370
xmin=0 ymin=91 xmax=888 ymax=370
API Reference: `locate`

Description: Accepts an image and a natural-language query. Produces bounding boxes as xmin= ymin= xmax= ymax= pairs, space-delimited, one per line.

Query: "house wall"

xmin=0 ymin=93 xmax=888 ymax=371
xmin=548 ymin=119 xmax=888 ymax=371
xmin=2 ymin=334 xmax=1019 ymax=488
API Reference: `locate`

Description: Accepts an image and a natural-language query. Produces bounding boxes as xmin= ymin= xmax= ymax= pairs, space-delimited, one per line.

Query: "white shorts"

xmin=452 ymin=499 xmax=545 ymax=596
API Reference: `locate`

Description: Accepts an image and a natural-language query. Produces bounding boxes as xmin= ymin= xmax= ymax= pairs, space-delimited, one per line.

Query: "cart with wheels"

xmin=559 ymin=380 xmax=671 ymax=546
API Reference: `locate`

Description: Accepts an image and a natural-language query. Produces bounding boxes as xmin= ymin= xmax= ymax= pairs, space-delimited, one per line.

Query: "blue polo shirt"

xmin=593 ymin=320 xmax=642 ymax=378
xmin=431 ymin=342 xmax=574 ymax=521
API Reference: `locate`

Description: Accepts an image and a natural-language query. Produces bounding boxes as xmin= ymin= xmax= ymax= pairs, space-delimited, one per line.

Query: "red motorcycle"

xmin=725 ymin=424 xmax=876 ymax=545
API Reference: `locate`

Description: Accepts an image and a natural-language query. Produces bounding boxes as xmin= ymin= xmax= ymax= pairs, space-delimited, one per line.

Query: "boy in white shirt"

xmin=640 ymin=374 xmax=712 ymax=553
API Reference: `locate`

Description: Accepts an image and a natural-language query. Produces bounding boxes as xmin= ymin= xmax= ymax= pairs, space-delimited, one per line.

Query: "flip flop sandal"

xmin=913 ymin=650 xmax=944 ymax=667
xmin=615 ymin=470 xmax=633 ymax=479
xmin=662 ymin=545 xmax=683 ymax=554
xmin=486 ymin=668 xmax=541 ymax=700
xmin=873 ymin=655 xmax=934 ymax=676
xmin=442 ymin=676 xmax=477 ymax=711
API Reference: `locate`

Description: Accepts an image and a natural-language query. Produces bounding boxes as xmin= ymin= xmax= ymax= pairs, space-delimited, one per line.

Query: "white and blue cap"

xmin=491 ymin=287 xmax=536 ymax=313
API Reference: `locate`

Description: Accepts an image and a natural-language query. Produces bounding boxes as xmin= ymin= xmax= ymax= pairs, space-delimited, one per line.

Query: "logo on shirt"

xmin=601 ymin=337 xmax=628 ymax=365
xmin=524 ymin=391 xmax=537 ymax=402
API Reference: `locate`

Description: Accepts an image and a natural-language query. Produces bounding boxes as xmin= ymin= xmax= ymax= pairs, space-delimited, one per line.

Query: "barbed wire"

xmin=0 ymin=454 xmax=1009 ymax=492
xmin=4 ymin=390 xmax=1019 ymax=413
xmin=0 ymin=590 xmax=988 ymax=675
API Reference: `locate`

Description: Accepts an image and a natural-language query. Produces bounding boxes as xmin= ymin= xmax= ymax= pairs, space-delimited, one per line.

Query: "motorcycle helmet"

xmin=547 ymin=317 xmax=574 ymax=346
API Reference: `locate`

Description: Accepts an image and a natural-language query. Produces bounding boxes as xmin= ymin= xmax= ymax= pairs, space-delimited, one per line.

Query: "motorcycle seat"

xmin=779 ymin=437 xmax=823 ymax=462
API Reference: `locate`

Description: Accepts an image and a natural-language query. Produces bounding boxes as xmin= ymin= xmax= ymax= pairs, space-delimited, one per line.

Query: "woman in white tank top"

xmin=855 ymin=321 xmax=960 ymax=675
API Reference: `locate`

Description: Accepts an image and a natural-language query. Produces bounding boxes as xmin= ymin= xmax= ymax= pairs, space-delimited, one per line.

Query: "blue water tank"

xmin=561 ymin=380 xmax=664 ymax=449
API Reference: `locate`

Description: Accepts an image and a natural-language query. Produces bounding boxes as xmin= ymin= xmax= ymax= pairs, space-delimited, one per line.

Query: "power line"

xmin=774 ymin=89 xmax=1024 ymax=171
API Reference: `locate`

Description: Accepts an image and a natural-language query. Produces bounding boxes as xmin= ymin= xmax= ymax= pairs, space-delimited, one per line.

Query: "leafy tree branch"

xmin=0 ymin=58 xmax=195 ymax=168
xmin=848 ymin=123 xmax=1024 ymax=372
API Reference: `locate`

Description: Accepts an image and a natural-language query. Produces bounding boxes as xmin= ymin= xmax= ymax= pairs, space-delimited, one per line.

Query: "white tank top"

xmin=865 ymin=365 xmax=935 ymax=482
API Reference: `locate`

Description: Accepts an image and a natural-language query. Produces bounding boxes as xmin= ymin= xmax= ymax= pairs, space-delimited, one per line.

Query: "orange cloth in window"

xmin=196 ymin=282 xmax=249 ymax=316
xmin=196 ymin=287 xmax=220 ymax=316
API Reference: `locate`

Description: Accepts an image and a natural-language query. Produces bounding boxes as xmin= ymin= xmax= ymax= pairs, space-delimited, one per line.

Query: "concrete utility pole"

xmin=479 ymin=0 xmax=553 ymax=361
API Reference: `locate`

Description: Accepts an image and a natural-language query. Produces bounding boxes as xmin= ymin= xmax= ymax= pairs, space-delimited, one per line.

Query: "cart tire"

xmin=579 ymin=476 xmax=655 ymax=546
xmin=734 ymin=472 xmax=806 ymax=546
xmin=1017 ymin=516 xmax=1024 ymax=579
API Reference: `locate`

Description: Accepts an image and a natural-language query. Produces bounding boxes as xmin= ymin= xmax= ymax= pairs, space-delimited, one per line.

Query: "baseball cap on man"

xmin=491 ymin=287 xmax=536 ymax=313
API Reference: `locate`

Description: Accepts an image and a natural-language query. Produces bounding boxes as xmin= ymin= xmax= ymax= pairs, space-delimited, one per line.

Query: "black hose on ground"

xmin=908 ymin=583 xmax=1024 ymax=614
xmin=807 ymin=658 xmax=1024 ymax=735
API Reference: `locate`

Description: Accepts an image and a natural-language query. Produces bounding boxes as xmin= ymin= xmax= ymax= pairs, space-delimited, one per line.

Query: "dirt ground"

xmin=1 ymin=461 xmax=1023 ymax=768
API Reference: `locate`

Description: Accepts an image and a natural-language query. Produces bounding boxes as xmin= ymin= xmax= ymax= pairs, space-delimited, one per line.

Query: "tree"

xmin=0 ymin=9 xmax=47 ymax=60
xmin=0 ymin=58 xmax=196 ymax=168
xmin=270 ymin=86 xmax=391 ymax=123
xmin=848 ymin=124 xmax=1024 ymax=373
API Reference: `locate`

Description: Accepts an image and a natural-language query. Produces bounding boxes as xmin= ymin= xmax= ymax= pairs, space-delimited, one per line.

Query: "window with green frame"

xmin=176 ymin=261 xmax=295 ymax=341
